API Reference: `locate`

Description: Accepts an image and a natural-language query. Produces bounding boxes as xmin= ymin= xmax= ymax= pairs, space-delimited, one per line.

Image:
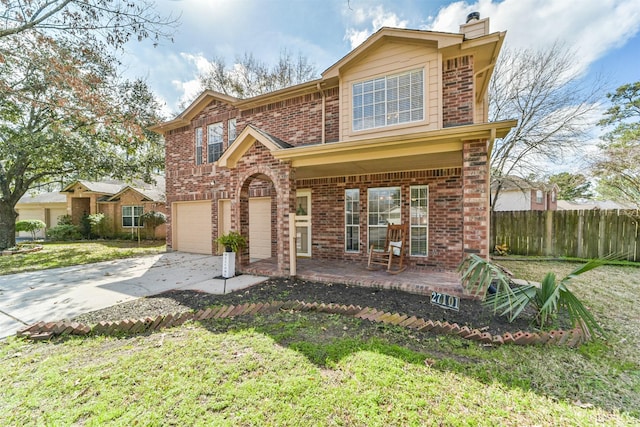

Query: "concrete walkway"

xmin=0 ymin=252 xmax=267 ymax=339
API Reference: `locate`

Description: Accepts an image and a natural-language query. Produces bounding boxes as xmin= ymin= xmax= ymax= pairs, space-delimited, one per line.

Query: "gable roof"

xmin=151 ymin=24 xmax=505 ymax=135
xmin=61 ymin=177 xmax=165 ymax=202
xmin=218 ymin=125 xmax=292 ymax=168
xmin=322 ymin=27 xmax=464 ymax=79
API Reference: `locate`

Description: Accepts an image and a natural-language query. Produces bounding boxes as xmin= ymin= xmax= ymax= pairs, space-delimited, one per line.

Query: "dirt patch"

xmin=73 ymin=277 xmax=538 ymax=336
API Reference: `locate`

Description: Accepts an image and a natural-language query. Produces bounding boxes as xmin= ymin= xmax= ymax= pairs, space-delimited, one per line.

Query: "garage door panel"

xmin=249 ymin=198 xmax=271 ymax=260
xmin=174 ymin=201 xmax=212 ymax=254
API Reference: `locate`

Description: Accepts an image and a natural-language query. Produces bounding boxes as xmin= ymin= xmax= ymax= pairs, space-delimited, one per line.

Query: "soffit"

xmin=273 ymin=120 xmax=517 ymax=179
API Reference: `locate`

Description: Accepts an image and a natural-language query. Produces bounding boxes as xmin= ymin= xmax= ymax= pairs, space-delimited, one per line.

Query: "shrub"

xmin=459 ymin=254 xmax=606 ymax=339
xmin=47 ymin=224 xmax=82 ymax=241
xmin=15 ymin=219 xmax=46 ymax=240
xmin=86 ymin=213 xmax=112 ymax=239
xmin=57 ymin=214 xmax=73 ymax=226
xmin=140 ymin=211 xmax=166 ymax=240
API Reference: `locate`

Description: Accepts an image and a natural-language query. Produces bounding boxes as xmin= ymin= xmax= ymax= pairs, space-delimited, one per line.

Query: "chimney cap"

xmin=466 ymin=12 xmax=480 ymax=23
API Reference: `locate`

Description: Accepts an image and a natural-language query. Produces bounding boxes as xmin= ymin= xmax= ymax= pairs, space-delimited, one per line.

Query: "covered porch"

xmin=242 ymin=257 xmax=467 ymax=299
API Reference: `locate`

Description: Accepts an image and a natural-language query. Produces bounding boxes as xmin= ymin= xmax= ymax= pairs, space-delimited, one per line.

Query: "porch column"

xmin=462 ymin=139 xmax=490 ymax=260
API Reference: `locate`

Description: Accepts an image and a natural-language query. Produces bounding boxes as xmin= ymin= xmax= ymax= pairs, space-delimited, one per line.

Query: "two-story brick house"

xmin=152 ymin=14 xmax=516 ymax=277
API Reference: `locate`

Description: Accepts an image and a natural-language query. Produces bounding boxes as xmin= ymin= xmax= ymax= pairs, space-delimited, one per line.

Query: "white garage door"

xmin=249 ymin=198 xmax=271 ymax=260
xmin=49 ymin=208 xmax=68 ymax=228
xmin=173 ymin=201 xmax=212 ymax=254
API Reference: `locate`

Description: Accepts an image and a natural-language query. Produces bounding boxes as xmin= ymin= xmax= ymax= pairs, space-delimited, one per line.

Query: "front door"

xmin=295 ymin=189 xmax=311 ymax=257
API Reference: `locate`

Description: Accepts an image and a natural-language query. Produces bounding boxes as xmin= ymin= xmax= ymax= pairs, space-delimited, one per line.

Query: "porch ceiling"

xmin=273 ymin=120 xmax=516 ymax=180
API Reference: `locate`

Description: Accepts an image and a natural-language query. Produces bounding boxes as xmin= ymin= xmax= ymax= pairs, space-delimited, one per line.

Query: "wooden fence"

xmin=491 ymin=210 xmax=640 ymax=261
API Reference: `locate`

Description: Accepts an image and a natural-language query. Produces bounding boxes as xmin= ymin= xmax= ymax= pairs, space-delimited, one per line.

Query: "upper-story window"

xmin=352 ymin=68 xmax=424 ymax=132
xmin=536 ymin=190 xmax=544 ymax=204
xmin=195 ymin=127 xmax=203 ymax=165
xmin=228 ymin=118 xmax=237 ymax=145
xmin=207 ymin=122 xmax=223 ymax=163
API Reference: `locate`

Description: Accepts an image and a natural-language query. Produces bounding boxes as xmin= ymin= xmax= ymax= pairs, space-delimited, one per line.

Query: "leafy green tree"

xmin=593 ymin=82 xmax=640 ymax=208
xmin=0 ymin=34 xmax=165 ymax=250
xmin=548 ymin=172 xmax=593 ymax=200
xmin=15 ymin=220 xmax=46 ymax=241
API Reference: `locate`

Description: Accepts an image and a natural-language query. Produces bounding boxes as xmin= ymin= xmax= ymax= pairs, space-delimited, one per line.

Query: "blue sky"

xmin=123 ymin=0 xmax=640 ymax=117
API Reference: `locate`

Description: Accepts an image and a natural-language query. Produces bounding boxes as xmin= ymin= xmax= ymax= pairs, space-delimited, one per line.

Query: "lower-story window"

xmin=122 ymin=206 xmax=144 ymax=227
xmin=368 ymin=187 xmax=401 ymax=250
xmin=345 ymin=189 xmax=360 ymax=252
xmin=410 ymin=185 xmax=428 ymax=256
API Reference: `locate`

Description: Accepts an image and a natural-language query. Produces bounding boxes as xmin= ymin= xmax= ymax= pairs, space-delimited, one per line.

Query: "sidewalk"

xmin=0 ymin=252 xmax=266 ymax=339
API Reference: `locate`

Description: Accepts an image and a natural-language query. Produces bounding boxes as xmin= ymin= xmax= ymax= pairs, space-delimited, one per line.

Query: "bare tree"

xmin=0 ymin=0 xmax=177 ymax=48
xmin=198 ymin=50 xmax=317 ymax=99
xmin=489 ymin=43 xmax=603 ymax=210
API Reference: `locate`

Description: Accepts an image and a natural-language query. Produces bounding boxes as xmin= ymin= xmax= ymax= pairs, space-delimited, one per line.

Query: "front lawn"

xmin=0 ymin=241 xmax=166 ymax=275
xmin=0 ymin=260 xmax=638 ymax=425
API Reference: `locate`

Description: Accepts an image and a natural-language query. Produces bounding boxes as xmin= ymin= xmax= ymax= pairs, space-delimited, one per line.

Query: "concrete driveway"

xmin=0 ymin=252 xmax=267 ymax=339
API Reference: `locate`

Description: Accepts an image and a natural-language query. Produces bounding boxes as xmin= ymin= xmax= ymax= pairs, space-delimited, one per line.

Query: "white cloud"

xmin=344 ymin=5 xmax=409 ymax=49
xmin=428 ymin=0 xmax=640 ymax=76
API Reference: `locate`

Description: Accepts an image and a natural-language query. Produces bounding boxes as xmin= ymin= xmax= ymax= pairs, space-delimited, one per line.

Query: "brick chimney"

xmin=459 ymin=12 xmax=489 ymax=39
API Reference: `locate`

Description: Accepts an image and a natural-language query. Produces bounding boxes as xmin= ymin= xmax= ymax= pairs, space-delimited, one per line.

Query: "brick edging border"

xmin=16 ymin=300 xmax=588 ymax=347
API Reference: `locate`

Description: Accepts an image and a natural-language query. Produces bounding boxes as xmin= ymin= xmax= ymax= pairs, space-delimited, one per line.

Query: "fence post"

xmin=545 ymin=210 xmax=553 ymax=256
xmin=577 ymin=211 xmax=584 ymax=259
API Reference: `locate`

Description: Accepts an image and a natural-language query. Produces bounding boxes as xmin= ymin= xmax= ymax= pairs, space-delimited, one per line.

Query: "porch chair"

xmin=366 ymin=223 xmax=408 ymax=275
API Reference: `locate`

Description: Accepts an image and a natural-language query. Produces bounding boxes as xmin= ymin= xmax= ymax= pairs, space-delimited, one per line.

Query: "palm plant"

xmin=459 ymin=255 xmax=606 ymax=339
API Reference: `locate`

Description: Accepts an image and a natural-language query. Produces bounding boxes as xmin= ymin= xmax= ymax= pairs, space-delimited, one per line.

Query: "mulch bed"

xmin=73 ymin=277 xmax=538 ymax=336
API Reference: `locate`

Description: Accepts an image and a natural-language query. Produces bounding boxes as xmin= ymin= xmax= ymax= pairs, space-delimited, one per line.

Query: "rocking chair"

xmin=367 ymin=223 xmax=408 ymax=274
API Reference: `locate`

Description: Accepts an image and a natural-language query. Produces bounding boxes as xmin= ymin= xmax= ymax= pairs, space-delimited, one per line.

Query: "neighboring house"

xmin=16 ymin=192 xmax=68 ymax=238
xmin=557 ymin=200 xmax=636 ymax=210
xmin=491 ymin=177 xmax=558 ymax=211
xmin=152 ymin=14 xmax=516 ymax=275
xmin=60 ymin=178 xmax=167 ymax=239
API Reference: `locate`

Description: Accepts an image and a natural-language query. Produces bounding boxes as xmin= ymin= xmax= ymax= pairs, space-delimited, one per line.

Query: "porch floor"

xmin=242 ymin=257 xmax=466 ymax=298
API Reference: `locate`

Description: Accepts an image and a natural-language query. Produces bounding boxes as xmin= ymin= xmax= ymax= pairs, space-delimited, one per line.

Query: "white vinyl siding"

xmin=353 ymin=69 xmax=424 ymax=131
xmin=367 ymin=187 xmax=401 ymax=251
xmin=345 ymin=189 xmax=360 ymax=252
xmin=410 ymin=185 xmax=428 ymax=256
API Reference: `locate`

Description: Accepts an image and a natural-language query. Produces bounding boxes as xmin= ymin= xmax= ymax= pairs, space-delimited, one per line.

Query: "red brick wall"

xmin=164 ymin=66 xmax=488 ymax=271
xmin=296 ymin=168 xmax=465 ymax=270
xmin=462 ymin=139 xmax=490 ymax=259
xmin=237 ymin=87 xmax=339 ymax=145
xmin=443 ymin=55 xmax=474 ymax=127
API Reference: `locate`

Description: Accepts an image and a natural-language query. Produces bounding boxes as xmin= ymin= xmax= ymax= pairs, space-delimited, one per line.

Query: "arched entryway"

xmin=236 ymin=168 xmax=293 ymax=276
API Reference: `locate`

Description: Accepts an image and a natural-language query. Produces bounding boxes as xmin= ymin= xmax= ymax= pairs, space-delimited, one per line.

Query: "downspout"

xmin=317 ymin=82 xmax=326 ymax=143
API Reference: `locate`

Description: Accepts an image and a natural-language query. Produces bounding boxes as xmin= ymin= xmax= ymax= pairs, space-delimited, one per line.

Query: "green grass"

xmin=0 ymin=241 xmax=166 ymax=275
xmin=0 ymin=257 xmax=638 ymax=425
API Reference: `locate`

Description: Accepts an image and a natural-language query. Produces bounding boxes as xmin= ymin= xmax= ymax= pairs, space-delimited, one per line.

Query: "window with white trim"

xmin=352 ymin=68 xmax=424 ymax=131
xmin=122 ymin=206 xmax=143 ymax=228
xmin=228 ymin=118 xmax=236 ymax=145
xmin=345 ymin=189 xmax=360 ymax=252
xmin=207 ymin=122 xmax=223 ymax=163
xmin=195 ymin=127 xmax=203 ymax=165
xmin=410 ymin=185 xmax=428 ymax=256
xmin=367 ymin=187 xmax=401 ymax=251
xmin=536 ymin=190 xmax=543 ymax=204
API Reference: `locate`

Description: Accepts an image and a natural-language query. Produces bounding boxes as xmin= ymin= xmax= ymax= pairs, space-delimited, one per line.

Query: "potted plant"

xmin=215 ymin=231 xmax=246 ymax=253
xmin=215 ymin=231 xmax=246 ymax=278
